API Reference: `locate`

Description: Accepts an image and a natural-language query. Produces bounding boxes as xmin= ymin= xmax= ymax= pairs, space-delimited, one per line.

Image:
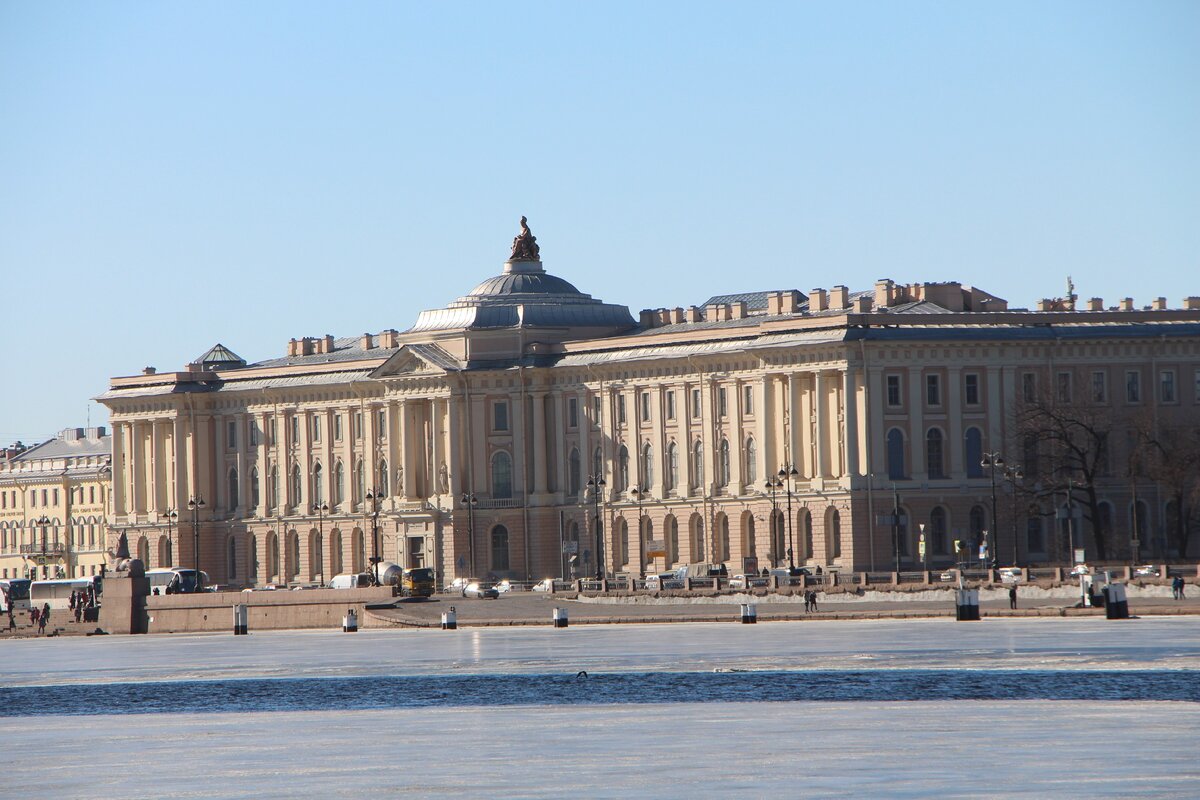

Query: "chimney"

xmin=781 ymin=290 xmax=800 ymax=314
xmin=322 ymin=334 xmax=335 ymax=353
xmin=730 ymin=301 xmax=747 ymax=320
xmin=301 ymin=338 xmax=315 ymax=355
xmin=360 ymin=333 xmax=375 ymax=350
xmin=1151 ymin=297 xmax=1167 ymax=310
xmin=670 ymin=307 xmax=685 ymax=324
xmin=853 ymin=295 xmax=873 ymax=313
xmin=830 ymin=285 xmax=849 ymax=310
xmin=1087 ymin=298 xmax=1104 ymax=311
xmin=639 ymin=309 xmax=657 ymax=328
xmin=1037 ymin=299 xmax=1054 ymax=311
xmin=379 ymin=329 xmax=399 ymax=348
xmin=1184 ymin=297 xmax=1200 ymax=310
xmin=809 ymin=288 xmax=828 ymax=312
xmin=142 ymin=366 xmax=156 ymax=375
xmin=687 ymin=306 xmax=703 ymax=323
xmin=767 ymin=292 xmax=782 ymax=315
xmin=657 ymin=309 xmax=672 ymax=325
xmin=874 ymin=279 xmax=894 ymax=308
xmin=1119 ymin=297 xmax=1134 ymax=311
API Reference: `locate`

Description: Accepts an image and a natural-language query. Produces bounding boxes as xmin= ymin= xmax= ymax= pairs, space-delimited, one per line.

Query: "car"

xmin=531 ymin=578 xmax=555 ymax=592
xmin=998 ymin=567 xmax=1023 ymax=584
xmin=729 ymin=574 xmax=762 ymax=590
xmin=643 ymin=572 xmax=682 ymax=591
xmin=462 ymin=582 xmax=499 ymax=599
xmin=492 ymin=579 xmax=518 ymax=594
xmin=446 ymin=577 xmax=473 ymax=593
xmin=1134 ymin=565 xmax=1161 ymax=578
xmin=1069 ymin=564 xmax=1091 ymax=576
xmin=938 ymin=570 xmax=958 ymax=582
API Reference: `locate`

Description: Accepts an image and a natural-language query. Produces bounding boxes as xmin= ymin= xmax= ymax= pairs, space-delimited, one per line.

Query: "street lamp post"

xmin=778 ymin=464 xmax=799 ymax=569
xmin=186 ymin=495 xmax=206 ymax=592
xmin=460 ymin=493 xmax=478 ymax=578
xmin=1002 ymin=465 xmax=1024 ymax=566
xmin=981 ymin=452 xmax=1004 ymax=571
xmin=313 ymin=501 xmax=328 ymax=583
xmin=586 ymin=475 xmax=606 ymax=581
xmin=163 ymin=508 xmax=178 ymax=567
xmin=365 ymin=489 xmax=383 ymax=586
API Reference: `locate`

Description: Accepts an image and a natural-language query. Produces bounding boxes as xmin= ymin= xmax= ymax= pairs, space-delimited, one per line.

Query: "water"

xmin=5 ymin=669 xmax=1200 ymax=716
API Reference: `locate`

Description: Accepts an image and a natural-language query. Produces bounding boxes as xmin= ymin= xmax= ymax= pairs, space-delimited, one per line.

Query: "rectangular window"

xmin=312 ymin=415 xmax=321 ymax=442
xmin=493 ymin=401 xmax=510 ymax=432
xmin=1160 ymin=370 xmax=1176 ymax=403
xmin=334 ymin=414 xmax=343 ymax=441
xmin=617 ymin=396 xmax=627 ymax=425
xmin=718 ymin=387 xmax=728 ymax=417
xmin=249 ymin=420 xmax=260 ymax=447
xmin=640 ymin=391 xmax=651 ymax=422
xmin=30 ymin=490 xmax=36 ymax=507
xmin=743 ymin=385 xmax=754 ymax=416
xmin=42 ymin=489 xmax=48 ymax=506
xmin=1091 ymin=371 xmax=1108 ymax=404
xmin=1126 ymin=370 xmax=1141 ymax=403
xmin=53 ymin=489 xmax=59 ymax=505
xmin=377 ymin=409 xmax=386 ymax=439
xmin=926 ymin=374 xmax=941 ymax=406
xmin=886 ymin=375 xmax=901 ymax=407
xmin=89 ymin=486 xmax=95 ymax=504
xmin=964 ymin=373 xmax=979 ymax=406
xmin=568 ymin=397 xmax=579 ymax=428
xmin=1022 ymin=373 xmax=1037 ymax=403
xmin=290 ymin=416 xmax=299 ymax=443
xmin=665 ymin=391 xmax=676 ymax=421
xmin=1056 ymin=372 xmax=1073 ymax=403
xmin=592 ymin=395 xmax=602 ymax=424
xmin=691 ymin=389 xmax=702 ymax=419
xmin=227 ymin=420 xmax=237 ymax=449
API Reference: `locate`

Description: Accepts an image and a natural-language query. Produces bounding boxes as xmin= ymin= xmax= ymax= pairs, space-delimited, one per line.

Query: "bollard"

xmin=553 ymin=607 xmax=569 ymax=628
xmin=232 ymin=604 xmax=248 ymax=636
xmin=1105 ymin=584 xmax=1129 ymax=619
xmin=740 ymin=603 xmax=757 ymax=624
xmin=441 ymin=606 xmax=457 ymax=630
xmin=342 ymin=609 xmax=358 ymax=632
xmin=955 ymin=588 xmax=980 ymax=621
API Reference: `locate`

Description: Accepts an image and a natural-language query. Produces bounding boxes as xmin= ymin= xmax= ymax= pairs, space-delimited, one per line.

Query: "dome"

xmin=468 ymin=271 xmax=584 ymax=298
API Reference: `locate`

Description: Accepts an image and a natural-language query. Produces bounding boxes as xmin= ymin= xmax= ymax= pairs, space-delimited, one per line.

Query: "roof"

xmin=193 ymin=343 xmax=246 ymax=367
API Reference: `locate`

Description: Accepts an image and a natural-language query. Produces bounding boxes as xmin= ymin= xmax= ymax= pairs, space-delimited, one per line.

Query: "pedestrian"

xmin=30 ymin=606 xmax=39 ymax=628
xmin=810 ymin=591 xmax=819 ymax=612
xmin=7 ymin=604 xmax=14 ymax=631
xmin=1182 ymin=579 xmax=1188 ymax=600
xmin=74 ymin=600 xmax=83 ymax=623
xmin=1009 ymin=584 xmax=1018 ymax=610
xmin=69 ymin=591 xmax=77 ymax=613
xmin=37 ymin=605 xmax=49 ymax=635
xmin=803 ymin=591 xmax=811 ymax=613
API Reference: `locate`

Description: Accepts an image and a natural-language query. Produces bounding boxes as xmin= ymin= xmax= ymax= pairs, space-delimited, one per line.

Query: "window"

xmin=692 ymin=441 xmax=704 ymax=489
xmin=268 ymin=466 xmax=278 ymax=509
xmin=592 ymin=447 xmax=603 ymax=480
xmin=334 ymin=462 xmax=345 ymax=506
xmin=249 ymin=420 xmax=260 ymax=447
xmin=827 ymin=507 xmax=842 ymax=559
xmin=666 ymin=442 xmax=678 ymax=493
xmin=251 ymin=467 xmax=260 ymax=508
xmin=491 ymin=451 xmax=513 ymax=498
xmin=354 ymin=460 xmax=365 ymax=504
xmin=52 ymin=489 xmax=59 ymax=506
xmin=376 ymin=409 xmax=386 ymax=439
xmin=227 ymin=420 xmax=237 ymax=449
xmin=969 ymin=505 xmax=986 ymax=545
xmin=1092 ymin=371 xmax=1108 ymax=403
xmin=493 ymin=401 xmax=509 ymax=431
xmin=640 ymin=392 xmax=651 ymax=422
xmin=926 ymin=429 xmax=945 ymax=479
xmin=41 ymin=489 xmax=47 ymax=506
xmin=312 ymin=463 xmax=323 ymax=505
xmin=886 ymin=375 xmax=902 ymax=407
xmin=290 ymin=415 xmax=299 ymax=443
xmin=334 ymin=414 xmax=343 ymax=441
xmin=1026 ymin=518 xmax=1044 ymax=554
xmin=616 ymin=445 xmax=630 ymax=491
xmin=291 ymin=464 xmax=303 ymax=505
xmin=1022 ymin=373 xmax=1036 ymax=403
xmin=964 ymin=428 xmax=984 ymax=478
xmin=353 ymin=411 xmax=363 ymax=439
xmin=964 ymin=373 xmax=980 ymax=406
xmin=568 ymin=448 xmax=581 ymax=496
xmin=745 ymin=437 xmax=757 ymax=484
xmin=691 ymin=389 xmax=702 ymax=419
xmin=1126 ymin=370 xmax=1141 ymax=403
xmin=926 ymin=374 xmax=941 ymax=406
xmin=228 ymin=468 xmax=239 ymax=510
xmin=379 ymin=460 xmax=389 ymax=496
xmin=665 ymin=391 xmax=676 ymax=421
xmin=718 ymin=439 xmax=730 ymax=487
xmin=592 ymin=396 xmax=601 ymax=424
xmin=743 ymin=385 xmax=754 ymax=416
xmin=311 ymin=415 xmax=321 ymax=442
xmin=640 ymin=443 xmax=654 ymax=489
xmin=617 ymin=396 xmax=627 ymax=425
xmin=1056 ymin=372 xmax=1072 ymax=403
xmin=1160 ymin=370 xmax=1176 ymax=403
xmin=491 ymin=525 xmax=510 ymax=571
xmin=718 ymin=387 xmax=728 ymax=418
xmin=930 ymin=507 xmax=947 ymax=555
xmin=568 ymin=397 xmax=579 ymax=428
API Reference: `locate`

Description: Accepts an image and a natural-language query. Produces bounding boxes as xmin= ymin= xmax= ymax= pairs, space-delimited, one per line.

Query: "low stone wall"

xmin=145 ymin=588 xmax=396 ymax=634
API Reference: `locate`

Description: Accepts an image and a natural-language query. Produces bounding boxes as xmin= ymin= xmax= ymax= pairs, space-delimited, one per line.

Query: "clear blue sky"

xmin=2 ymin=1 xmax=1197 ymax=444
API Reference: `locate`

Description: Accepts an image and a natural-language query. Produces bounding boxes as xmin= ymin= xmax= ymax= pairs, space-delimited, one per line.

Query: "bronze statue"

xmin=509 ymin=216 xmax=540 ymax=261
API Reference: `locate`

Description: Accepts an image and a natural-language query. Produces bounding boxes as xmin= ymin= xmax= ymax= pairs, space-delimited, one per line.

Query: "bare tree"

xmin=1133 ymin=416 xmax=1200 ymax=558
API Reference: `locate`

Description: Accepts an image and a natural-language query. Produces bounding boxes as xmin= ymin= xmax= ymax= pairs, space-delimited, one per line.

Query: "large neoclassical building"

xmin=98 ymin=221 xmax=1200 ymax=587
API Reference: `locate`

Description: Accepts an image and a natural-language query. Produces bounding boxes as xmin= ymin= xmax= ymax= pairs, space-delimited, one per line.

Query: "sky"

xmin=1 ymin=1 xmax=1197 ymax=444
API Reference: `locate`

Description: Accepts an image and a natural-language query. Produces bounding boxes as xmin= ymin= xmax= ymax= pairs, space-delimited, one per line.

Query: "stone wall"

xmin=145 ymin=587 xmax=396 ymax=634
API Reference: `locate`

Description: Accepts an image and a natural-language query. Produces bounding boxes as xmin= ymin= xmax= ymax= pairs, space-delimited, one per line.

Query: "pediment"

xmin=368 ymin=344 xmax=459 ymax=379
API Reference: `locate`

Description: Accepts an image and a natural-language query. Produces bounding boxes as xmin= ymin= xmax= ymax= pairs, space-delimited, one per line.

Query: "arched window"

xmin=666 ymin=442 xmax=679 ymax=494
xmin=312 ymin=463 xmax=323 ymax=506
xmin=289 ymin=531 xmax=300 ymax=581
xmin=355 ymin=460 xmax=365 ymax=504
xmin=825 ymin=507 xmax=841 ymax=560
xmin=157 ymin=535 xmax=171 ymax=568
xmin=352 ymin=528 xmax=365 ymax=573
xmin=969 ymin=505 xmax=986 ymax=544
xmin=228 ymin=468 xmax=239 ymax=511
xmin=689 ymin=514 xmax=705 ymax=562
xmin=568 ymin=448 xmax=581 ymax=496
xmin=665 ymin=515 xmax=679 ymax=567
xmin=692 ymin=441 xmax=704 ymax=490
xmin=136 ymin=536 xmax=149 ymax=566
xmin=616 ymin=445 xmax=630 ymax=492
xmin=269 ymin=466 xmax=279 ymax=510
xmin=334 ymin=461 xmax=346 ymax=506
xmin=378 ymin=460 xmax=389 ymax=497
xmin=266 ymin=532 xmax=279 ymax=581
xmin=330 ymin=530 xmax=343 ymax=577
xmin=228 ymin=536 xmax=238 ymax=580
xmin=801 ymin=509 xmax=814 ymax=562
xmin=640 ymin=443 xmax=654 ymax=490
xmin=491 ymin=451 xmax=513 ymax=499
xmin=887 ymin=428 xmax=906 ymax=480
xmin=930 ymin=506 xmax=948 ymax=555
xmin=745 ymin=437 xmax=757 ymax=484
xmin=716 ymin=514 xmax=730 ymax=562
xmin=309 ymin=529 xmax=323 ymax=581
xmin=718 ymin=439 xmax=730 ymax=488
xmin=926 ymin=429 xmax=945 ymax=479
xmin=964 ymin=428 xmax=984 ymax=478
xmin=247 ymin=534 xmax=258 ymax=581
xmin=770 ymin=509 xmax=785 ymax=565
xmin=639 ymin=517 xmax=652 ymax=574
xmin=250 ymin=467 xmax=261 ymax=509
xmin=614 ymin=517 xmax=628 ymax=568
xmin=741 ymin=511 xmax=756 ymax=557
xmin=592 ymin=446 xmax=603 ymax=480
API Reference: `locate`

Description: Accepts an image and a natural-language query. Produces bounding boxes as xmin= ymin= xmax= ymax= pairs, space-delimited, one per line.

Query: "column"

xmin=130 ymin=421 xmax=145 ymax=515
xmin=867 ymin=367 xmax=886 ymax=477
xmin=256 ymin=412 xmax=269 ymax=516
xmin=797 ymin=374 xmax=813 ymax=478
xmin=755 ymin=374 xmax=771 ymax=489
xmin=730 ymin=380 xmax=744 ymax=492
xmin=989 ymin=366 xmax=1005 ymax=454
xmin=431 ymin=398 xmax=446 ymax=498
xmin=447 ymin=394 xmax=465 ymax=496
xmin=112 ymin=421 xmax=127 ymax=517
xmin=907 ymin=367 xmax=926 ymax=479
xmin=947 ymin=366 xmax=963 ymax=477
xmin=532 ymin=391 xmax=548 ymax=495
xmin=813 ymin=373 xmax=828 ymax=479
xmin=512 ymin=390 xmax=527 ymax=497
xmin=552 ymin=392 xmax=567 ymax=496
xmin=399 ymin=400 xmax=417 ymax=499
xmin=843 ymin=367 xmax=860 ymax=478
xmin=651 ymin=385 xmax=665 ymax=499
xmin=150 ymin=421 xmax=161 ymax=513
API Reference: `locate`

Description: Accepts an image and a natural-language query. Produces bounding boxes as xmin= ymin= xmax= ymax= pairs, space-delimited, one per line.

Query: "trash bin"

xmin=441 ymin=607 xmax=457 ymax=630
xmin=740 ymin=603 xmax=757 ymax=624
xmin=956 ymin=588 xmax=980 ymax=621
xmin=232 ymin=604 xmax=248 ymax=635
xmin=1105 ymin=584 xmax=1129 ymax=620
xmin=342 ymin=609 xmax=358 ymax=632
xmin=553 ymin=607 xmax=568 ymax=628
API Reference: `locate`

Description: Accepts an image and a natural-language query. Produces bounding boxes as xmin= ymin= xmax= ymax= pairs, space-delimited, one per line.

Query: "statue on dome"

xmin=509 ymin=216 xmax=541 ymax=261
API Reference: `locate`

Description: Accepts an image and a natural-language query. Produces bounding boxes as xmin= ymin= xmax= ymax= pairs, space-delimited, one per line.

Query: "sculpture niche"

xmin=509 ymin=216 xmax=541 ymax=262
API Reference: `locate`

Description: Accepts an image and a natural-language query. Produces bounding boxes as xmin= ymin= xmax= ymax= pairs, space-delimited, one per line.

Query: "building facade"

xmin=98 ymin=222 xmax=1200 ymax=587
xmin=0 ymin=427 xmax=112 ymax=581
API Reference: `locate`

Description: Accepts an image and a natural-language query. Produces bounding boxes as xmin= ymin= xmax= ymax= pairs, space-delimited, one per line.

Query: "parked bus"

xmin=0 ymin=578 xmax=32 ymax=613
xmin=29 ymin=576 xmax=103 ymax=611
xmin=145 ymin=568 xmax=209 ymax=595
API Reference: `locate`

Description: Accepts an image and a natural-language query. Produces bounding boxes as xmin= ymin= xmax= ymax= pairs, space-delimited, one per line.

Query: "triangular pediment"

xmin=368 ymin=344 xmax=459 ymax=379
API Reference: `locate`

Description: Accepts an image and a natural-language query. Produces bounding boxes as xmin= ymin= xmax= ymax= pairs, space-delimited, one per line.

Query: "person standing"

xmin=810 ymin=591 xmax=819 ymax=612
xmin=37 ymin=604 xmax=49 ymax=635
xmin=803 ymin=591 xmax=811 ymax=613
xmin=1009 ymin=585 xmax=1018 ymax=610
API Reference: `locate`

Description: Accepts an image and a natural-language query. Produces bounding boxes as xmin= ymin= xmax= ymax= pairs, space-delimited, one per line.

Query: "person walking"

xmin=803 ymin=591 xmax=811 ymax=613
xmin=810 ymin=591 xmax=819 ymax=613
xmin=1009 ymin=585 xmax=1018 ymax=610
xmin=37 ymin=604 xmax=49 ymax=635
xmin=6 ymin=604 xmax=14 ymax=631
xmin=30 ymin=606 xmax=39 ymax=628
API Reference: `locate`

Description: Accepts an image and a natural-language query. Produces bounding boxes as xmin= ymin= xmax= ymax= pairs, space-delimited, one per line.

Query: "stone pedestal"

xmin=98 ymin=567 xmax=150 ymax=635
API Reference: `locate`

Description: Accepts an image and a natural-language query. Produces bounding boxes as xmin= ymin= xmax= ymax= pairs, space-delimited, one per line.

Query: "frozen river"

xmin=2 ymin=617 xmax=1198 ymax=798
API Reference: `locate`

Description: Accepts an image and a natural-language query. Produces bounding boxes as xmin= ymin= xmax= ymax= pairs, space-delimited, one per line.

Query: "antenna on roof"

xmin=1066 ymin=275 xmax=1077 ymax=310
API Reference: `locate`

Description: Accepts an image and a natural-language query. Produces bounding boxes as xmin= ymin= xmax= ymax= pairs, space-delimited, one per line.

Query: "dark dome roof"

xmin=468 ymin=272 xmax=583 ymax=297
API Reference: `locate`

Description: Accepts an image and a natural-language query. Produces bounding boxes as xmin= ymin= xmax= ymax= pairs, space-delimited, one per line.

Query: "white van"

xmin=327 ymin=572 xmax=373 ymax=589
